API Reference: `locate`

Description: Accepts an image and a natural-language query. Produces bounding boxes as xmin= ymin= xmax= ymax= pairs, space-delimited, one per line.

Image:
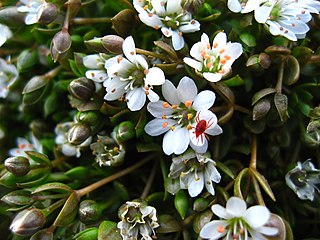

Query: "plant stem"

xmin=75 ymin=155 xmax=154 ymax=198
xmin=275 ymin=57 xmax=284 ymax=93
xmin=70 ymin=17 xmax=112 ymax=24
xmin=140 ymin=160 xmax=158 ymax=200
xmin=136 ymin=48 xmax=168 ymax=61
xmin=249 ymin=135 xmax=257 ymax=169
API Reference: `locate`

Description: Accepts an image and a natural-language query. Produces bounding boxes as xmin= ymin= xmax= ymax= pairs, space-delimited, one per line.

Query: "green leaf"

xmin=283 ymin=55 xmax=300 ymax=86
xmin=53 ymin=192 xmax=79 ymax=226
xmin=44 ymin=92 xmax=58 ymax=117
xmin=98 ymin=221 xmax=122 ymax=240
xmin=17 ymin=49 xmax=38 ymax=73
xmin=223 ymin=75 xmax=245 ymax=87
xmin=32 ymin=182 xmax=73 ymax=194
xmin=74 ymin=227 xmax=99 ymax=240
xmin=69 ymin=59 xmax=82 ymax=78
xmin=16 ymin=170 xmax=50 ymax=188
xmin=240 ymin=33 xmax=257 ymax=47
xmin=274 ymin=93 xmax=289 ymax=122
xmin=157 ymin=215 xmax=182 ymax=233
xmin=25 ymin=151 xmax=52 ymax=168
xmin=250 ymin=168 xmax=276 ymax=201
xmin=193 ymin=210 xmax=213 ymax=234
xmin=252 ymin=88 xmax=276 ymax=105
xmin=234 ymin=168 xmax=248 ymax=199
xmin=215 ymin=161 xmax=235 ymax=179
xmin=174 ymin=190 xmax=188 ymax=219
xmin=1 ymin=189 xmax=33 ymax=206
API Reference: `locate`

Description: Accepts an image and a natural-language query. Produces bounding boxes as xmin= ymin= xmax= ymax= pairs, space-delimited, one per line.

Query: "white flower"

xmin=0 ymin=58 xmax=18 ymax=99
xmin=200 ymin=197 xmax=278 ymax=240
xmin=227 ymin=0 xmax=263 ymax=13
xmin=117 ymin=201 xmax=159 ymax=240
xmin=144 ymin=76 xmax=222 ymax=155
xmin=254 ymin=0 xmax=320 ymax=41
xmin=0 ymin=24 xmax=12 ymax=47
xmin=9 ymin=134 xmax=43 ymax=158
xmin=168 ymin=149 xmax=221 ymax=197
xmin=285 ymin=159 xmax=320 ymax=201
xmin=133 ymin=0 xmax=200 ymax=50
xmin=17 ymin=0 xmax=45 ymax=25
xmin=55 ymin=122 xmax=92 ymax=158
xmin=104 ymin=36 xmax=165 ymax=111
xmin=83 ymin=53 xmax=109 ymax=84
xmin=183 ymin=32 xmax=243 ymax=82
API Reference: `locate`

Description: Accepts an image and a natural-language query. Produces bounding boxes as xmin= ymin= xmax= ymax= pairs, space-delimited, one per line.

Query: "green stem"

xmin=275 ymin=57 xmax=284 ymax=93
xmin=252 ymin=175 xmax=265 ymax=206
xmin=140 ymin=160 xmax=158 ymax=199
xmin=75 ymin=155 xmax=154 ymax=198
xmin=136 ymin=48 xmax=168 ymax=61
xmin=70 ymin=17 xmax=112 ymax=24
xmin=249 ymin=135 xmax=257 ymax=169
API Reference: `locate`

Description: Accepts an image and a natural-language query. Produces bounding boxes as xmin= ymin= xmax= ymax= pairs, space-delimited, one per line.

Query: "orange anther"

xmin=162 ymin=122 xmax=169 ymax=128
xmin=144 ymin=69 xmax=149 ymax=74
xmin=217 ymin=226 xmax=225 ymax=233
xmin=187 ymin=113 xmax=193 ymax=120
xmin=224 ymin=55 xmax=231 ymax=60
xmin=220 ymin=59 xmax=227 ymax=64
xmin=162 ymin=115 xmax=167 ymax=119
xmin=163 ymin=102 xmax=170 ymax=108
xmin=171 ymin=105 xmax=178 ymax=109
xmin=185 ymin=100 xmax=192 ymax=108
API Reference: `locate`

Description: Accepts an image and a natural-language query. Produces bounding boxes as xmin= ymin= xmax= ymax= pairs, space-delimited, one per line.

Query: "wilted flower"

xmin=285 ymin=159 xmax=320 ymax=201
xmin=254 ymin=0 xmax=320 ymax=41
xmin=17 ymin=0 xmax=45 ymax=25
xmin=183 ymin=32 xmax=243 ymax=82
xmin=90 ymin=133 xmax=125 ymax=167
xmin=144 ymin=76 xmax=222 ymax=155
xmin=167 ymin=149 xmax=221 ymax=197
xmin=0 ymin=24 xmax=12 ymax=47
xmin=0 ymin=58 xmax=18 ymax=99
xmin=133 ymin=0 xmax=200 ymax=50
xmin=9 ymin=134 xmax=43 ymax=158
xmin=200 ymin=197 xmax=278 ymax=240
xmin=117 ymin=200 xmax=159 ymax=240
xmin=55 ymin=122 xmax=92 ymax=158
xmin=104 ymin=36 xmax=165 ymax=111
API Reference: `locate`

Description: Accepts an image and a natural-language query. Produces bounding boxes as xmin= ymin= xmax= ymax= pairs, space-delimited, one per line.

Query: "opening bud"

xmin=10 ymin=208 xmax=46 ymax=236
xmin=4 ymin=156 xmax=30 ymax=176
xmin=37 ymin=2 xmax=59 ymax=25
xmin=67 ymin=123 xmax=92 ymax=145
xmin=101 ymin=35 xmax=124 ymax=54
xmin=68 ymin=77 xmax=95 ymax=101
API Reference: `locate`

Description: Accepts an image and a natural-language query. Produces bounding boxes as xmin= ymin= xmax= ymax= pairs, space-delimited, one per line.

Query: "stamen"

xmin=187 ymin=125 xmax=192 ymax=130
xmin=187 ymin=113 xmax=193 ymax=120
xmin=117 ymin=56 xmax=123 ymax=63
xmin=111 ymin=88 xmax=116 ymax=93
xmin=113 ymin=146 xmax=119 ymax=152
xmin=171 ymin=105 xmax=178 ymax=109
xmin=154 ymin=25 xmax=159 ymax=30
xmin=191 ymin=20 xmax=195 ymax=24
xmin=220 ymin=59 xmax=227 ymax=64
xmin=218 ymin=69 xmax=225 ymax=74
xmin=91 ymin=72 xmax=95 ymax=77
xmin=143 ymin=5 xmax=148 ymax=10
xmin=163 ymin=102 xmax=170 ymax=108
xmin=148 ymin=13 xmax=153 ymax=17
xmin=130 ymin=51 xmax=135 ymax=55
xmin=179 ymin=32 xmax=183 ymax=36
xmin=144 ymin=69 xmax=149 ymax=74
xmin=219 ymin=48 xmax=225 ymax=54
xmin=162 ymin=122 xmax=168 ymax=128
xmin=224 ymin=55 xmax=231 ymax=60
xmin=162 ymin=115 xmax=167 ymax=119
xmin=213 ymin=43 xmax=218 ymax=48
xmin=170 ymin=126 xmax=175 ymax=131
xmin=206 ymin=62 xmax=213 ymax=69
xmin=185 ymin=100 xmax=192 ymax=108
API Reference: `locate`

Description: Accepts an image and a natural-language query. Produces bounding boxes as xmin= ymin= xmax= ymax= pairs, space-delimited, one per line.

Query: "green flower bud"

xmin=4 ymin=156 xmax=30 ymax=176
xmin=22 ymin=75 xmax=50 ymax=105
xmin=182 ymin=0 xmax=204 ymax=14
xmin=114 ymin=121 xmax=136 ymax=142
xmin=193 ymin=197 xmax=208 ymax=212
xmin=67 ymin=123 xmax=92 ymax=145
xmin=111 ymin=9 xmax=136 ymax=37
xmin=10 ymin=208 xmax=46 ymax=236
xmin=84 ymin=38 xmax=108 ymax=53
xmin=50 ymin=28 xmax=72 ymax=63
xmin=30 ymin=119 xmax=51 ymax=139
xmin=37 ymin=2 xmax=59 ymax=25
xmin=259 ymin=52 xmax=272 ymax=69
xmin=74 ymin=228 xmax=98 ymax=240
xmin=17 ymin=49 xmax=38 ymax=73
xmin=68 ymin=77 xmax=95 ymax=101
xmin=76 ymin=111 xmax=100 ymax=126
xmin=1 ymin=190 xmax=33 ymax=206
xmin=0 ymin=7 xmax=25 ymax=27
xmin=101 ymin=35 xmax=124 ymax=54
xmin=78 ymin=200 xmax=102 ymax=224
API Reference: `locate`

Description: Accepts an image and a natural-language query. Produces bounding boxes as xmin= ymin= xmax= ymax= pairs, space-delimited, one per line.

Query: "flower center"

xmin=201 ymin=49 xmax=230 ymax=75
xmin=269 ymin=4 xmax=280 ymax=21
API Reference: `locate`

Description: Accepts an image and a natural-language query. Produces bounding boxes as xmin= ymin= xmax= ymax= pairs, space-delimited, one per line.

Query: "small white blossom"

xmin=83 ymin=53 xmax=109 ymax=84
xmin=117 ymin=201 xmax=159 ymax=240
xmin=0 ymin=24 xmax=12 ymax=47
xmin=227 ymin=0 xmax=263 ymax=13
xmin=55 ymin=122 xmax=92 ymax=158
xmin=200 ymin=197 xmax=278 ymax=240
xmin=183 ymin=32 xmax=243 ymax=82
xmin=144 ymin=76 xmax=222 ymax=155
xmin=285 ymin=160 xmax=320 ymax=201
xmin=133 ymin=0 xmax=200 ymax=50
xmin=104 ymin=36 xmax=165 ymax=111
xmin=168 ymin=149 xmax=221 ymax=197
xmin=0 ymin=58 xmax=18 ymax=99
xmin=254 ymin=0 xmax=320 ymax=41
xmin=9 ymin=134 xmax=43 ymax=158
xmin=17 ymin=0 xmax=45 ymax=25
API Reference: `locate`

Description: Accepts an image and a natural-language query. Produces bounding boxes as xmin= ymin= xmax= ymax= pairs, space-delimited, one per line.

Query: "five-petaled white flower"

xmin=133 ymin=0 xmax=200 ymax=50
xmin=103 ymin=36 xmax=165 ymax=111
xmin=0 ymin=24 xmax=12 ymax=47
xmin=183 ymin=32 xmax=243 ymax=82
xmin=227 ymin=0 xmax=263 ymax=13
xmin=200 ymin=197 xmax=278 ymax=240
xmin=0 ymin=58 xmax=19 ymax=99
xmin=9 ymin=134 xmax=43 ymax=158
xmin=144 ymin=76 xmax=222 ymax=155
xmin=167 ymin=149 xmax=221 ymax=197
xmin=254 ymin=0 xmax=320 ymax=41
xmin=17 ymin=0 xmax=45 ymax=25
xmin=285 ymin=159 xmax=320 ymax=201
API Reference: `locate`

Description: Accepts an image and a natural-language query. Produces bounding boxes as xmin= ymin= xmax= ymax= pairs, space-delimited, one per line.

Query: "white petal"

xmin=171 ymin=30 xmax=185 ymax=50
xmin=211 ymin=204 xmax=232 ymax=219
xmin=188 ymin=172 xmax=204 ymax=197
xmin=189 ymin=42 xmax=206 ymax=61
xmin=145 ymin=67 xmax=165 ymax=86
xmin=226 ymin=197 xmax=247 ymax=217
xmin=85 ymin=70 xmax=107 ymax=82
xmin=212 ymin=32 xmax=227 ymax=51
xmin=25 ymin=13 xmax=38 ymax=25
xmin=146 ymin=88 xmax=160 ymax=102
xmin=201 ymin=32 xmax=210 ymax=45
xmin=166 ymin=0 xmax=182 ymax=14
xmin=206 ymin=162 xmax=221 ymax=183
xmin=62 ymin=144 xmax=77 ymax=157
xmin=104 ymin=79 xmax=127 ymax=100
xmin=203 ymin=72 xmax=223 ymax=82
xmin=190 ymin=139 xmax=208 ymax=153
xmin=151 ymin=0 xmax=166 ymax=15
xmin=172 ymin=127 xmax=190 ymax=155
xmin=200 ymin=220 xmax=228 ymax=239
xmin=224 ymin=42 xmax=243 ymax=61
xmin=244 ymin=206 xmax=270 ymax=228
xmin=162 ymin=80 xmax=180 ymax=105
xmin=227 ymin=0 xmax=242 ymax=13
xmin=247 ymin=229 xmax=268 ymax=240
xmin=162 ymin=130 xmax=175 ymax=155
xmin=144 ymin=118 xmax=175 ymax=136
xmin=258 ymin=226 xmax=278 ymax=236
xmin=139 ymin=12 xmax=163 ymax=29
xmin=147 ymin=100 xmax=174 ymax=117
xmin=183 ymin=57 xmax=203 ymax=71
xmin=126 ymin=87 xmax=146 ymax=111
xmin=83 ymin=54 xmax=101 ymax=69
xmin=177 ymin=76 xmax=198 ymax=103
xmin=134 ymin=54 xmax=149 ymax=70
xmin=254 ymin=5 xmax=273 ymax=23
xmin=206 ymin=124 xmax=223 ymax=136
xmin=122 ymin=36 xmax=136 ymax=63
xmin=179 ymin=20 xmax=200 ymax=33
xmin=193 ymin=90 xmax=216 ymax=111
xmin=161 ymin=26 xmax=173 ymax=37
xmin=241 ymin=0 xmax=261 ymax=13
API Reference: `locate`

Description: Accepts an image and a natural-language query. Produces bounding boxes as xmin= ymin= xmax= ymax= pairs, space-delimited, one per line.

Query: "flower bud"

xmin=101 ymin=35 xmax=124 ymax=54
xmin=64 ymin=0 xmax=82 ymax=18
xmin=10 ymin=208 xmax=46 ymax=236
xmin=22 ymin=75 xmax=50 ymax=105
xmin=111 ymin=9 xmax=136 ymax=37
xmin=259 ymin=52 xmax=272 ymax=69
xmin=37 ymin=2 xmax=59 ymax=25
xmin=68 ymin=77 xmax=95 ymax=101
xmin=253 ymin=98 xmax=271 ymax=121
xmin=78 ymin=200 xmax=102 ymax=224
xmin=51 ymin=28 xmax=72 ymax=62
xmin=67 ymin=123 xmax=92 ymax=145
xmin=76 ymin=111 xmax=100 ymax=126
xmin=84 ymin=38 xmax=108 ymax=53
xmin=193 ymin=197 xmax=208 ymax=212
xmin=17 ymin=49 xmax=38 ymax=73
xmin=114 ymin=121 xmax=136 ymax=142
xmin=182 ymin=0 xmax=204 ymax=14
xmin=0 ymin=7 xmax=25 ymax=26
xmin=4 ymin=156 xmax=30 ymax=176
